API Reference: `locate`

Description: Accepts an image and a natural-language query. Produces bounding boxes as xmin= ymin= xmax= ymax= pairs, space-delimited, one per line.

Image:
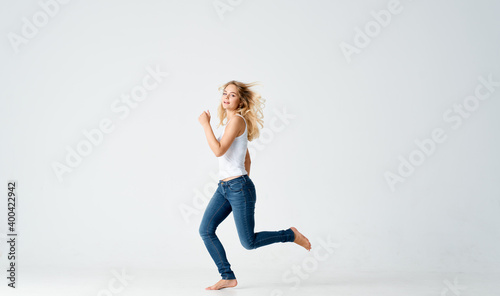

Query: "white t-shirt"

xmin=217 ymin=114 xmax=248 ymax=180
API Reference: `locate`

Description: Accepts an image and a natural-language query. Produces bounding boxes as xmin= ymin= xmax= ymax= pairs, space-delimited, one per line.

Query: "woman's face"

xmin=221 ymin=84 xmax=240 ymax=111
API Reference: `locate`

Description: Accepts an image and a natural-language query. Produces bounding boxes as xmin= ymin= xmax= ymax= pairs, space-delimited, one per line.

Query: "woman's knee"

xmin=199 ymin=223 xmax=215 ymax=239
xmin=240 ymin=237 xmax=256 ymax=250
xmin=198 ymin=223 xmax=208 ymax=238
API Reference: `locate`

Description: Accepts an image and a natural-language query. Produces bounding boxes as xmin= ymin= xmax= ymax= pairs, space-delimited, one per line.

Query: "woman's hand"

xmin=198 ymin=110 xmax=211 ymax=127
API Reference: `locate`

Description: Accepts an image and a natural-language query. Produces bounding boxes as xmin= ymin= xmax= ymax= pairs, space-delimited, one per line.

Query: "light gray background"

xmin=1 ymin=0 xmax=499 ymax=289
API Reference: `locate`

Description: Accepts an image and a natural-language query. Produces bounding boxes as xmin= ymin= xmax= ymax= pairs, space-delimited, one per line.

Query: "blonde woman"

xmin=198 ymin=80 xmax=311 ymax=290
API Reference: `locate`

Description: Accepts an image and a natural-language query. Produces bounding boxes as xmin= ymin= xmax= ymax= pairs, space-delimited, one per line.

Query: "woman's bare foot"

xmin=205 ymin=279 xmax=238 ymax=290
xmin=291 ymin=227 xmax=312 ymax=251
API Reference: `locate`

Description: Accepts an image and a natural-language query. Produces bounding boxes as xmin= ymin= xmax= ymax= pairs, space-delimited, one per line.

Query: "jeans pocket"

xmin=246 ymin=186 xmax=256 ymax=203
xmin=228 ymin=181 xmax=243 ymax=192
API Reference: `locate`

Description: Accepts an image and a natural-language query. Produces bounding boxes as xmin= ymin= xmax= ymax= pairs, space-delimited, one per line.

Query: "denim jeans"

xmin=199 ymin=174 xmax=295 ymax=280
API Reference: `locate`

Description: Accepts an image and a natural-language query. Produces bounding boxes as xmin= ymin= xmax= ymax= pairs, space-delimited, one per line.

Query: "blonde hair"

xmin=216 ymin=80 xmax=265 ymax=142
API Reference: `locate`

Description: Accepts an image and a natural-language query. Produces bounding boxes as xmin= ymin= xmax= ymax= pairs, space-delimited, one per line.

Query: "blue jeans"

xmin=199 ymin=174 xmax=295 ymax=280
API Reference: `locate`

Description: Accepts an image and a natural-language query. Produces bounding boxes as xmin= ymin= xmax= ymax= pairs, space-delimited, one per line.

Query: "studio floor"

xmin=0 ymin=267 xmax=498 ymax=296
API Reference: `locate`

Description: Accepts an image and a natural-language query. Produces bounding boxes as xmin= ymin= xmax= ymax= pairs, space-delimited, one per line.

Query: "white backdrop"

xmin=1 ymin=0 xmax=500 ymax=287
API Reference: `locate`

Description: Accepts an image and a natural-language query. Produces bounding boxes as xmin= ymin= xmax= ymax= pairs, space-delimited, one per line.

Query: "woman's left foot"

xmin=291 ymin=227 xmax=312 ymax=251
xmin=205 ymin=279 xmax=238 ymax=290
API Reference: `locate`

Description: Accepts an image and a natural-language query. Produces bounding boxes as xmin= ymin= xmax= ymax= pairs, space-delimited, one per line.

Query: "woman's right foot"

xmin=205 ymin=279 xmax=238 ymax=290
xmin=291 ymin=227 xmax=312 ymax=251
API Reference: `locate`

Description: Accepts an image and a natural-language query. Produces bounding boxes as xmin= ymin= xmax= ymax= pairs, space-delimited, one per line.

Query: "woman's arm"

xmin=201 ymin=124 xmax=222 ymax=156
xmin=245 ymin=148 xmax=251 ymax=176
xmin=199 ymin=110 xmax=244 ymax=157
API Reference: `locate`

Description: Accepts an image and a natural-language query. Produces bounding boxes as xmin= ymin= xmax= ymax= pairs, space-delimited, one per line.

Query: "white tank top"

xmin=217 ymin=114 xmax=248 ymax=180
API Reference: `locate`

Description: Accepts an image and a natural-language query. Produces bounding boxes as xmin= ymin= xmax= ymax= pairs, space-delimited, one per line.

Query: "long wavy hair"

xmin=216 ymin=80 xmax=265 ymax=142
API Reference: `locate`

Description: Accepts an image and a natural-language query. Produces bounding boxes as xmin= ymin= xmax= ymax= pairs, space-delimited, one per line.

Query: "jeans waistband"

xmin=218 ymin=174 xmax=249 ymax=186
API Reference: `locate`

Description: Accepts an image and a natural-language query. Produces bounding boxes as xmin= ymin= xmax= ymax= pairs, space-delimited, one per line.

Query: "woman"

xmin=198 ymin=80 xmax=311 ymax=290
